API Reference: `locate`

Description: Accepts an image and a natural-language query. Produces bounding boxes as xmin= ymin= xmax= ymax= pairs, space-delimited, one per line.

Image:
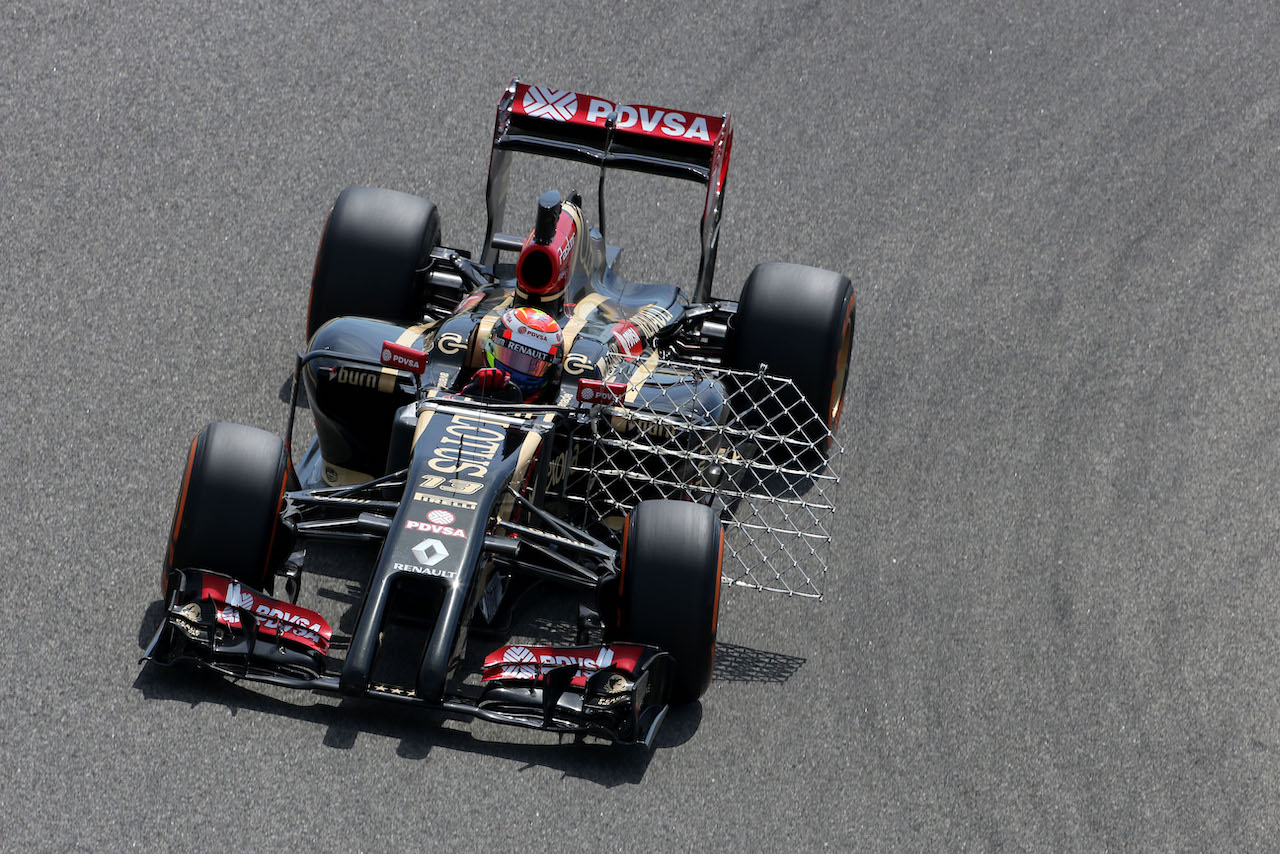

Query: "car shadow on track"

xmin=713 ymin=642 xmax=806 ymax=684
xmin=134 ymin=596 xmax=700 ymax=786
xmin=136 ymin=533 xmax=802 ymax=783
xmin=278 ymin=375 xmax=307 ymax=408
xmin=130 ymin=662 xmax=697 ymax=786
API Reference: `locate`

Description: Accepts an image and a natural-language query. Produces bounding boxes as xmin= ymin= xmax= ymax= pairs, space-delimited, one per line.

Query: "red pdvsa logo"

xmin=380 ymin=340 xmax=426 ymax=374
xmin=405 ymin=519 xmax=466 ymax=538
xmin=610 ymin=321 xmax=643 ymax=359
xmin=576 ymin=378 xmax=628 ymax=405
xmin=522 ymin=86 xmax=578 ymax=122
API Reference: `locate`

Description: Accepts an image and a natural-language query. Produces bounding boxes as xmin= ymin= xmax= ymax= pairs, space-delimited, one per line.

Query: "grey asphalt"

xmin=3 ymin=1 xmax=1279 ymax=851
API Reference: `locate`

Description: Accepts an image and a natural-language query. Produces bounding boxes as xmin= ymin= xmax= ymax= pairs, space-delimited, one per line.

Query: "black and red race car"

xmin=141 ymin=79 xmax=854 ymax=747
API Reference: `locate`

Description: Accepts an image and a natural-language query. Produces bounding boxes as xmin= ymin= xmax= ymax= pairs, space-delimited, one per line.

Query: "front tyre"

xmin=613 ymin=500 xmax=723 ymax=704
xmin=163 ymin=422 xmax=292 ymax=596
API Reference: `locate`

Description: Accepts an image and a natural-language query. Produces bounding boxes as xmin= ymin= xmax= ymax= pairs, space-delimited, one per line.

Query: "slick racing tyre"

xmin=614 ymin=500 xmax=723 ymax=704
xmin=163 ymin=422 xmax=292 ymax=596
xmin=730 ymin=262 xmax=855 ymax=444
xmin=305 ymin=186 xmax=442 ymax=341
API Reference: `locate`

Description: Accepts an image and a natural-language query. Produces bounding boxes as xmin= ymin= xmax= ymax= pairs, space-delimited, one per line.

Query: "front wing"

xmin=143 ymin=570 xmax=673 ymax=746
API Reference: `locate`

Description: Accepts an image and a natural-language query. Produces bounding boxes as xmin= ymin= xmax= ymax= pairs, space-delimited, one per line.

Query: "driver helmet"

xmin=485 ymin=307 xmax=563 ymax=399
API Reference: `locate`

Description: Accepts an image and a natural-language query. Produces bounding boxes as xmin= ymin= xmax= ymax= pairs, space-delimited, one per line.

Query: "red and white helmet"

xmin=485 ymin=307 xmax=564 ymax=399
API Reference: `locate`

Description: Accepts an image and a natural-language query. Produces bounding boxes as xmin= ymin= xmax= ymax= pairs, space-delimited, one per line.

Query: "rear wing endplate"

xmin=482 ymin=78 xmax=733 ymax=302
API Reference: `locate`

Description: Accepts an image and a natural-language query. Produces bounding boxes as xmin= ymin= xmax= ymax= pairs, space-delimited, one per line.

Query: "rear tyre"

xmin=614 ymin=500 xmax=723 ymax=704
xmin=730 ymin=262 xmax=855 ymax=443
xmin=163 ymin=422 xmax=292 ymax=596
xmin=306 ymin=186 xmax=442 ymax=341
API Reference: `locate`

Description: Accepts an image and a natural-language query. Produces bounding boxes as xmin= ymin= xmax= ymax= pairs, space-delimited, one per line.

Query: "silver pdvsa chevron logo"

xmin=501 ymin=645 xmax=538 ymax=679
xmin=523 ymin=87 xmax=578 ymax=122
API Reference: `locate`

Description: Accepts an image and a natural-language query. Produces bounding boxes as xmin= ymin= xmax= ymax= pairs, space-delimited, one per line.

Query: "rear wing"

xmin=482 ymin=78 xmax=734 ymax=302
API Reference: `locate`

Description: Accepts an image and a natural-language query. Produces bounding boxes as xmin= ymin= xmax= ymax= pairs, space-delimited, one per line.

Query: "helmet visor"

xmin=490 ymin=338 xmax=553 ymax=378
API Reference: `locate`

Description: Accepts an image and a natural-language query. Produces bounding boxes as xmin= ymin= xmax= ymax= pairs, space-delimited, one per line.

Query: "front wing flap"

xmin=472 ymin=643 xmax=673 ymax=747
xmin=142 ymin=570 xmax=332 ymax=680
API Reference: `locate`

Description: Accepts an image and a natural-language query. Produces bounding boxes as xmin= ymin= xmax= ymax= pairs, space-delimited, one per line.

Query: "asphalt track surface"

xmin=4 ymin=2 xmax=1280 ymax=851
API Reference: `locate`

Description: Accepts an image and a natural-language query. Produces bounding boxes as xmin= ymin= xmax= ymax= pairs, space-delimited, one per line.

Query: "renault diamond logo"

xmin=412 ymin=538 xmax=448 ymax=566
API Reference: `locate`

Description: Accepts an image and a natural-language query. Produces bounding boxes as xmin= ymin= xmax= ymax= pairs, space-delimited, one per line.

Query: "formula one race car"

xmin=142 ymin=79 xmax=854 ymax=747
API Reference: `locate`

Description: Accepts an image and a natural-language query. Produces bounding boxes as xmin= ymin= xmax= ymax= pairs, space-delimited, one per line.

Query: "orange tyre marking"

xmin=164 ymin=435 xmax=199 ymax=595
xmin=260 ymin=462 xmax=289 ymax=587
xmin=711 ymin=527 xmax=724 ymax=634
xmin=827 ymin=296 xmax=855 ymax=438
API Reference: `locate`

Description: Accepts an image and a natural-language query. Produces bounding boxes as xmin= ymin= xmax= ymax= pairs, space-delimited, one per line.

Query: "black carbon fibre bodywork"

xmin=142 ymin=77 xmax=854 ymax=747
xmin=338 ymin=416 xmax=519 ymax=701
xmin=302 ymin=254 xmax=706 ymax=487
